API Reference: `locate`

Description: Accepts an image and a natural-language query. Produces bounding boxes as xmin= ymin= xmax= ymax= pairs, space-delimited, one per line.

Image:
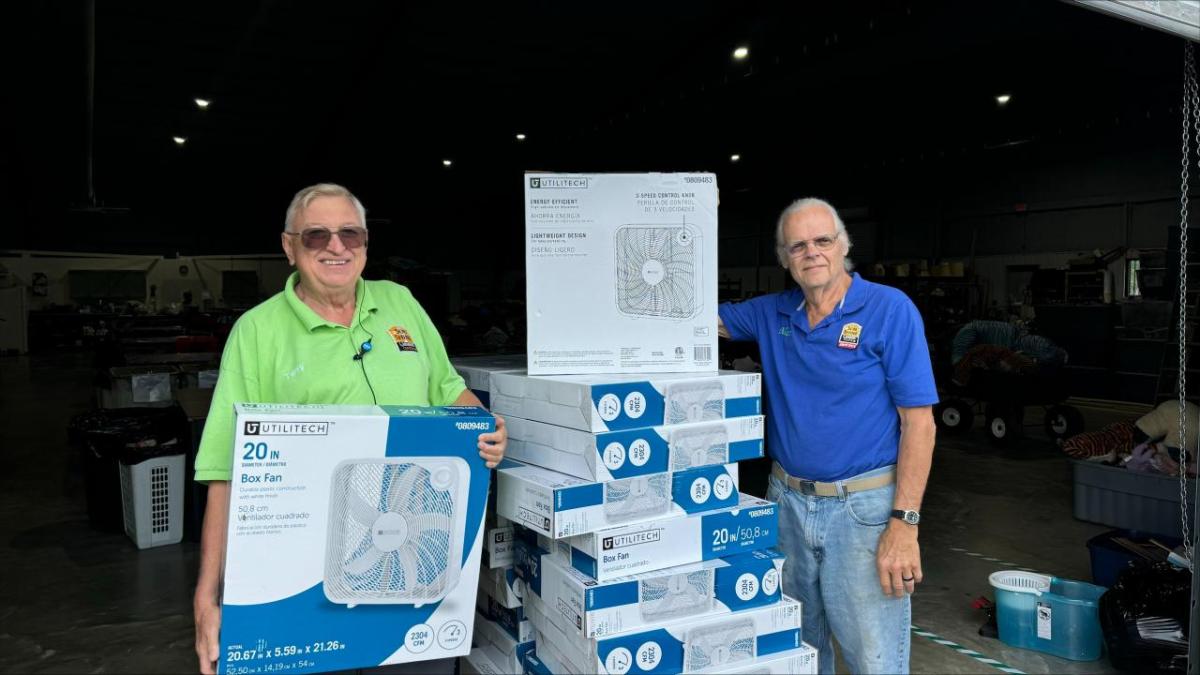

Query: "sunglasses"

xmin=286 ymin=226 xmax=369 ymax=250
xmin=786 ymin=234 xmax=838 ymax=257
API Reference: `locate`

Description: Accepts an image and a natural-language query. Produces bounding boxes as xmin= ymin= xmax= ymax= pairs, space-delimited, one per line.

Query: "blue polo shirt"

xmin=719 ymin=273 xmax=937 ymax=482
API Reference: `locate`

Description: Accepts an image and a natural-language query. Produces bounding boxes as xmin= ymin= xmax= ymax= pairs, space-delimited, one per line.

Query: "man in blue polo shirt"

xmin=719 ymin=197 xmax=937 ymax=674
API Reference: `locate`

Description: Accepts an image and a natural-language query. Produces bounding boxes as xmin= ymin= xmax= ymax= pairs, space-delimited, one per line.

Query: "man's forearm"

xmin=893 ymin=408 xmax=935 ymax=512
xmin=195 ymin=481 xmax=230 ymax=607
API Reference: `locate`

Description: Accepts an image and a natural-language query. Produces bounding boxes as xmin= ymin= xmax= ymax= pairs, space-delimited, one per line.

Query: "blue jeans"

xmin=767 ymin=466 xmax=910 ymax=674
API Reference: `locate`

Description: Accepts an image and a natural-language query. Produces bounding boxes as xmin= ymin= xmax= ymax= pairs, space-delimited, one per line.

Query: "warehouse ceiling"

xmin=1 ymin=0 xmax=1185 ymax=255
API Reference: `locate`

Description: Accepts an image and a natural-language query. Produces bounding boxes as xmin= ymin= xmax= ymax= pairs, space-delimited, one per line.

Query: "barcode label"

xmin=694 ymin=345 xmax=712 ymax=362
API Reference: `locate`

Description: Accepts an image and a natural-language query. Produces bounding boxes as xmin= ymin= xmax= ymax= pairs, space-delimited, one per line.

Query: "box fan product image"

xmin=517 ymin=543 xmax=786 ymax=638
xmin=496 ymin=460 xmax=741 ymax=538
xmin=523 ymin=587 xmax=802 ymax=675
xmin=218 ymin=404 xmax=494 ymax=674
xmin=524 ymin=173 xmax=718 ymax=376
xmin=490 ymin=370 xmax=761 ymax=434
xmin=503 ymin=414 xmax=764 ymax=482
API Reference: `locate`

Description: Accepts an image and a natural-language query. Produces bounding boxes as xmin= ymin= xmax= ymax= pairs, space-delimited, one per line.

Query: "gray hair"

xmin=284 ymin=183 xmax=367 ymax=232
xmin=774 ymin=197 xmax=854 ymax=270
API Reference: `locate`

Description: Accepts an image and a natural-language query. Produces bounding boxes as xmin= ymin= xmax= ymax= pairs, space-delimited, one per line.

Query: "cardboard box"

xmin=483 ymin=524 xmax=517 ymax=569
xmin=525 ymin=172 xmax=719 ymax=376
xmin=477 ymin=591 xmax=534 ymax=644
xmin=492 ymin=370 xmax=761 ymax=434
xmin=524 ymin=649 xmax=559 ymax=675
xmin=505 ymin=414 xmax=764 ymax=481
xmin=524 ymin=588 xmax=802 ymax=674
xmin=460 ymin=646 xmax=503 ymax=675
xmin=479 ymin=565 xmax=523 ymax=609
xmin=219 ymin=404 xmax=493 ymax=673
xmin=521 ymin=547 xmax=785 ymax=638
xmin=565 ymin=494 xmax=778 ymax=581
xmin=720 ymin=644 xmax=819 ymax=674
xmin=451 ymin=354 xmax=527 ymax=408
xmin=474 ymin=613 xmax=536 ymax=674
xmin=497 ymin=461 xmax=741 ymax=538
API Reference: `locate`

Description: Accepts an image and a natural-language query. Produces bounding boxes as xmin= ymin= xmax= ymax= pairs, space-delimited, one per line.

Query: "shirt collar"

xmin=284 ymin=272 xmax=378 ymax=332
xmin=776 ymin=272 xmax=868 ymax=316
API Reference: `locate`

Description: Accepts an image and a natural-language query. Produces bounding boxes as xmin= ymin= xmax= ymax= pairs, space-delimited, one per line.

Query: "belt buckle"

xmin=796 ymin=478 xmax=818 ymax=495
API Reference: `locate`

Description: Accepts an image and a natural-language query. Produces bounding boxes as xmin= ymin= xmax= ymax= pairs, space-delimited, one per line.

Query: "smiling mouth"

xmin=320 ymin=260 xmax=350 ymax=266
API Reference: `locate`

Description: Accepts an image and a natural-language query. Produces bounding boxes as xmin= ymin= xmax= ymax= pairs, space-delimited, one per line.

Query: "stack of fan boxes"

xmin=491 ymin=369 xmax=817 ymax=674
xmin=453 ymin=356 xmax=537 ymax=673
xmin=459 ymin=171 xmax=819 ymax=674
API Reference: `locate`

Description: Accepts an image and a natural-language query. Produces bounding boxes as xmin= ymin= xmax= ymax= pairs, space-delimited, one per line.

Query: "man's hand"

xmin=876 ymin=520 xmax=922 ymax=597
xmin=479 ymin=415 xmax=507 ymax=468
xmin=194 ymin=597 xmax=221 ymax=674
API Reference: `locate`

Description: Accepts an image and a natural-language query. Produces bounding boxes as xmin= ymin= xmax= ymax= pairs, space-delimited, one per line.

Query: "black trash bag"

xmin=1099 ymin=561 xmax=1191 ymax=674
xmin=69 ymin=406 xmax=187 ymax=531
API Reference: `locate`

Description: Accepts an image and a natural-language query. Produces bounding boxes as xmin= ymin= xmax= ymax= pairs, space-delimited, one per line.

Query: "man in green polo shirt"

xmin=192 ymin=183 xmax=506 ymax=675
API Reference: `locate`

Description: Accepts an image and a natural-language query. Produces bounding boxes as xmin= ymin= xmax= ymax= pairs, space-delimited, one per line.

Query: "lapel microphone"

xmin=352 ymin=340 xmax=373 ymax=361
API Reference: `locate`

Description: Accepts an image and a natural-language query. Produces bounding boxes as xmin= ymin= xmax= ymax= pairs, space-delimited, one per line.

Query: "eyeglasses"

xmin=285 ymin=226 xmax=368 ymax=250
xmin=786 ymin=234 xmax=838 ymax=257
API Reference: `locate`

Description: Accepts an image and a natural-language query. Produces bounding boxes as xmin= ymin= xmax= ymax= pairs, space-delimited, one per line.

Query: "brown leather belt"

xmin=771 ymin=462 xmax=896 ymax=497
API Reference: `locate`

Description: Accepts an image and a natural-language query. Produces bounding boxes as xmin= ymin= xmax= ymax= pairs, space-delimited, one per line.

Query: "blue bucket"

xmin=989 ymin=571 xmax=1106 ymax=661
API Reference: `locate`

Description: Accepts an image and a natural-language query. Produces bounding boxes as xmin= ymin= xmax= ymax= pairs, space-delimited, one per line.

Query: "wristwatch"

xmin=891 ymin=509 xmax=920 ymax=526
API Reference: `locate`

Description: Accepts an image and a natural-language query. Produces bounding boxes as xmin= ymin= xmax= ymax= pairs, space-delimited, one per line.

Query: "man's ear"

xmin=281 ymin=232 xmax=295 ymax=266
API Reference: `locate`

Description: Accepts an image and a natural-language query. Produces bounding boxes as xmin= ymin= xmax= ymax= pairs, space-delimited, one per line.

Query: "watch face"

xmin=904 ymin=511 xmax=920 ymax=525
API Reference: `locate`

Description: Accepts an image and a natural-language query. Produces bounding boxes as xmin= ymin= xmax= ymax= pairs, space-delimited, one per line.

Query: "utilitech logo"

xmin=602 ymin=529 xmax=661 ymax=550
xmin=530 ymin=176 xmax=589 ymax=189
xmin=243 ymin=421 xmax=329 ymax=436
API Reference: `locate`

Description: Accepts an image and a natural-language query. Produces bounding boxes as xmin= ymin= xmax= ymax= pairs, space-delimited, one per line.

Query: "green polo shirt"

xmin=193 ymin=273 xmax=467 ymax=482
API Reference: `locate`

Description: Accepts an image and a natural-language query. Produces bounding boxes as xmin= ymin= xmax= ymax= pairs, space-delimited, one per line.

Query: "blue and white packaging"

xmin=524 ymin=586 xmax=802 ymax=675
xmin=477 ymin=592 xmax=534 ymax=644
xmin=565 ymin=493 xmax=779 ymax=581
xmin=712 ymin=644 xmax=819 ymax=674
xmin=219 ymin=404 xmax=493 ymax=674
xmin=479 ymin=566 xmax=523 ymax=609
xmin=474 ymin=612 xmax=536 ymax=674
xmin=496 ymin=461 xmax=740 ymax=538
xmin=505 ymin=414 xmax=764 ymax=481
xmin=483 ymin=524 xmax=516 ymax=569
xmin=525 ymin=172 xmax=719 ymax=376
xmin=522 ymin=547 xmax=785 ymax=638
xmin=491 ymin=370 xmax=761 ymax=433
xmin=461 ymin=646 xmax=505 ymax=675
xmin=524 ymin=649 xmax=560 ymax=675
xmin=451 ymin=354 xmax=527 ymax=408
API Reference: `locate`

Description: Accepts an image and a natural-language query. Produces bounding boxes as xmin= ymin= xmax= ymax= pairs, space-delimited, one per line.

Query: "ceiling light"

xmin=733 ymin=46 xmax=750 ymax=60
xmin=996 ymin=94 xmax=1012 ymax=105
xmin=194 ymin=98 xmax=211 ymax=109
xmin=442 ymin=159 xmax=452 ymax=167
xmin=173 ymin=136 xmax=187 ymax=146
xmin=730 ymin=154 xmax=741 ymax=162
xmin=515 ymin=133 xmax=526 ymax=141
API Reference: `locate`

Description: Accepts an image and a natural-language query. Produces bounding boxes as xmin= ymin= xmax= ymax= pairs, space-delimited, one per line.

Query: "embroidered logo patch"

xmin=837 ymin=322 xmax=862 ymax=349
xmin=388 ymin=326 xmax=418 ymax=352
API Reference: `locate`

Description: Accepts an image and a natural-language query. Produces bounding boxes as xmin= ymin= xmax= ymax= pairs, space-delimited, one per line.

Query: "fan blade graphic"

xmin=344 ymin=546 xmax=385 ymax=576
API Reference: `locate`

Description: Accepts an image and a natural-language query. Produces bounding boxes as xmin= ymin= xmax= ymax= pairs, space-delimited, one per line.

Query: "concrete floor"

xmin=0 ymin=353 xmax=1138 ymax=673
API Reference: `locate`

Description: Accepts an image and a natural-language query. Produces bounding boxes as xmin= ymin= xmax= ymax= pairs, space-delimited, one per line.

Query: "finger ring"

xmin=902 ymin=576 xmax=915 ymax=582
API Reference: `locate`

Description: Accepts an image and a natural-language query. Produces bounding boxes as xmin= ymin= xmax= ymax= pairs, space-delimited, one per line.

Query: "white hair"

xmin=284 ymin=183 xmax=367 ymax=232
xmin=774 ymin=197 xmax=854 ymax=271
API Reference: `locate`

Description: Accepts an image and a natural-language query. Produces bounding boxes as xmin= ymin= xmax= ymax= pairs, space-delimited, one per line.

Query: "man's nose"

xmin=326 ymin=232 xmax=349 ymax=253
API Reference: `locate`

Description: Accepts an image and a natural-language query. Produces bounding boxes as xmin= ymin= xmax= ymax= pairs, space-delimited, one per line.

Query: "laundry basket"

xmin=119 ymin=453 xmax=185 ymax=548
xmin=989 ymin=571 xmax=1106 ymax=661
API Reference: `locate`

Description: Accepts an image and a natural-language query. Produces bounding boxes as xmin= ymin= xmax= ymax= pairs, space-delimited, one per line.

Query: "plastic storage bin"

xmin=119 ymin=454 xmax=185 ymax=548
xmin=1072 ymin=460 xmax=1194 ymax=538
xmin=99 ymin=365 xmax=178 ymax=408
xmin=989 ymin=571 xmax=1106 ymax=661
xmin=1087 ymin=529 xmax=1183 ymax=588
